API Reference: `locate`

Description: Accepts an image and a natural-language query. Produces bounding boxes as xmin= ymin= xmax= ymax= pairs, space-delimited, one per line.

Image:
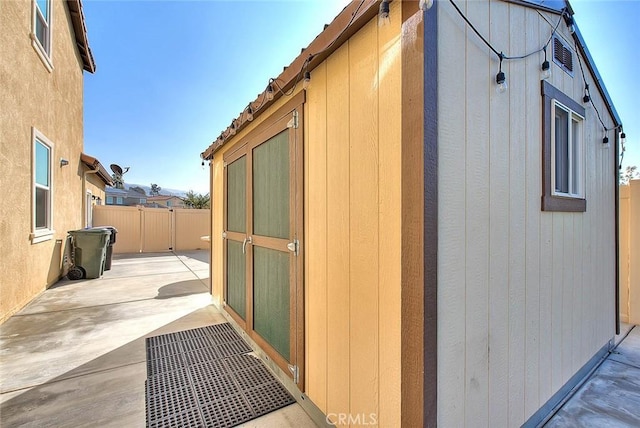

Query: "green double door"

xmin=223 ymin=118 xmax=303 ymax=387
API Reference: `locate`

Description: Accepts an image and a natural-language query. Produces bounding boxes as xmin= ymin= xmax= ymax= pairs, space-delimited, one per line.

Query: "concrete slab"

xmin=545 ymin=326 xmax=640 ymax=427
xmin=0 ymin=251 xmax=317 ymax=427
xmin=609 ymin=327 xmax=640 ymax=369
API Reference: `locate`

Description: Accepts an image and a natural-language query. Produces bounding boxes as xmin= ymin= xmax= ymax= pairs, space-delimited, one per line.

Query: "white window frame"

xmin=31 ymin=128 xmax=54 ymax=244
xmin=116 ymin=196 xmax=123 ymax=205
xmin=31 ymin=0 xmax=53 ymax=72
xmin=551 ymin=99 xmax=585 ymax=199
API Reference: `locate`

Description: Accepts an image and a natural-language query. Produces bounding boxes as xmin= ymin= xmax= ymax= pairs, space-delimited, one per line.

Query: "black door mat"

xmin=145 ymin=323 xmax=295 ymax=428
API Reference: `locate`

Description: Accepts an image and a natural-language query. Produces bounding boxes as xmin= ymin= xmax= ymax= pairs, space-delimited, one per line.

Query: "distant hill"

xmin=123 ymin=183 xmax=188 ymax=198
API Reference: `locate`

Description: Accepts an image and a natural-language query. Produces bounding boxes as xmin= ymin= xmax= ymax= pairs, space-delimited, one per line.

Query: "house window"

xmin=32 ymin=0 xmax=53 ymax=68
xmin=541 ymin=81 xmax=586 ymax=212
xmin=106 ymin=196 xmax=113 ymax=204
xmin=167 ymin=200 xmax=172 ymax=207
xmin=140 ymin=198 xmax=146 ymax=204
xmin=116 ymin=197 xmax=123 ymax=205
xmin=32 ymin=129 xmax=54 ymax=243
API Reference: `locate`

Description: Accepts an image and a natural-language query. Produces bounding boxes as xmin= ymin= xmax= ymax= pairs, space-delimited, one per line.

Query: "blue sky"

xmin=83 ymin=0 xmax=639 ymax=194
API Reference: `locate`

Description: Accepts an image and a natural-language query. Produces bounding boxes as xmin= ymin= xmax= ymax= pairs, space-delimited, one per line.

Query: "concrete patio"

xmin=1 ymin=251 xmax=639 ymax=427
xmin=0 ymin=251 xmax=316 ymax=427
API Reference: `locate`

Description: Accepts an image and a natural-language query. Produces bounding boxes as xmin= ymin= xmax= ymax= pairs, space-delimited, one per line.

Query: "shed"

xmin=201 ymin=0 xmax=623 ymax=426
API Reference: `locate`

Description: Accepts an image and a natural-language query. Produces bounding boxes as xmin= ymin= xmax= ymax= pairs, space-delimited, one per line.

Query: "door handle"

xmin=242 ymin=236 xmax=252 ymax=254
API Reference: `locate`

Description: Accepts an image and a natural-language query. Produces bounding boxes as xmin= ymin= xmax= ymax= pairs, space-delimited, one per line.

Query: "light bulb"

xmin=620 ymin=132 xmax=626 ymax=145
xmin=419 ymin=0 xmax=433 ymax=11
xmin=266 ymin=83 xmax=274 ymax=101
xmin=303 ymin=71 xmax=311 ymax=90
xmin=541 ymin=60 xmax=551 ymax=80
xmin=246 ymin=106 xmax=253 ymax=121
xmin=379 ymin=0 xmax=390 ymax=26
xmin=496 ymin=71 xmax=507 ymax=94
xmin=229 ymin=121 xmax=236 ymax=136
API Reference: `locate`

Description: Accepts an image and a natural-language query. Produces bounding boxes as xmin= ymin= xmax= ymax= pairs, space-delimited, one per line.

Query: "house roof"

xmin=147 ymin=195 xmax=184 ymax=201
xmin=201 ymin=0 xmax=380 ymax=160
xmin=66 ymin=0 xmax=96 ymax=73
xmin=81 ymin=153 xmax=113 ymax=186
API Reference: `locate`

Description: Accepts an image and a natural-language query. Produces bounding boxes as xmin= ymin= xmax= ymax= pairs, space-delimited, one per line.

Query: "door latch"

xmin=242 ymin=236 xmax=252 ymax=254
xmin=288 ymin=364 xmax=299 ymax=384
xmin=287 ymin=239 xmax=299 ymax=256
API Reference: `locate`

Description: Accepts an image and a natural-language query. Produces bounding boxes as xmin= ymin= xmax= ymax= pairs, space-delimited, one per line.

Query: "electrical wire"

xmin=448 ymin=0 xmax=564 ymax=61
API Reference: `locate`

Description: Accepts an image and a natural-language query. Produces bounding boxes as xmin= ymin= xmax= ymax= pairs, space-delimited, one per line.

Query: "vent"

xmin=553 ymin=36 xmax=573 ymax=75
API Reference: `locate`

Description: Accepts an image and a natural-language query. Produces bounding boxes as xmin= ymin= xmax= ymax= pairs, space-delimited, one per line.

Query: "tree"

xmin=620 ymin=165 xmax=639 ymax=185
xmin=150 ymin=183 xmax=162 ymax=196
xmin=184 ymin=190 xmax=210 ymax=209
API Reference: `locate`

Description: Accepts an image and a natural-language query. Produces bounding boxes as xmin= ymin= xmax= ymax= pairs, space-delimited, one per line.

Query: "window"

xmin=541 ymin=81 xmax=586 ymax=212
xmin=32 ymin=0 xmax=52 ymax=68
xmin=140 ymin=198 xmax=146 ymax=204
xmin=31 ymin=129 xmax=54 ymax=243
xmin=116 ymin=197 xmax=123 ymax=205
xmin=167 ymin=200 xmax=172 ymax=207
xmin=106 ymin=196 xmax=113 ymax=204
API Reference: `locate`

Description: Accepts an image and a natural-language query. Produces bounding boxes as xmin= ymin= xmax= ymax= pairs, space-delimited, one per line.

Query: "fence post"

xmin=629 ymin=180 xmax=640 ymax=325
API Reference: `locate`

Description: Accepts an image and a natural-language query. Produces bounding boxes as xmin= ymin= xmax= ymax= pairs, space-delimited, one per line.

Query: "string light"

xmin=265 ymin=82 xmax=274 ymax=101
xmin=245 ymin=105 xmax=254 ymax=121
xmin=303 ymin=71 xmax=311 ymax=89
xmin=541 ymin=46 xmax=551 ymax=80
xmin=496 ymin=53 xmax=507 ymax=94
xmin=563 ymin=14 xmax=576 ymax=34
xmin=582 ymin=84 xmax=591 ymax=104
xmin=419 ymin=0 xmax=434 ymax=11
xmin=379 ymin=0 xmax=390 ymax=26
xmin=229 ymin=120 xmax=237 ymax=136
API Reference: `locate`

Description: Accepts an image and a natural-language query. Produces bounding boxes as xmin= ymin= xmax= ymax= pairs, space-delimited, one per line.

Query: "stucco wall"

xmin=437 ymin=1 xmax=617 ymax=426
xmin=0 ymin=0 xmax=86 ymax=323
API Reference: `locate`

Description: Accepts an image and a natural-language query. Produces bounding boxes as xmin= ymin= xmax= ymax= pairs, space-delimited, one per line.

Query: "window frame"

xmin=541 ymin=81 xmax=586 ymax=212
xmin=32 ymin=0 xmax=53 ymax=71
xmin=31 ymin=128 xmax=54 ymax=243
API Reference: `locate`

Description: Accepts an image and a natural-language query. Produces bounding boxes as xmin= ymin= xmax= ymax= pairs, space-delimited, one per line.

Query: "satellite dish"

xmin=110 ymin=164 xmax=129 ymax=189
xmin=110 ymin=164 xmax=122 ymax=175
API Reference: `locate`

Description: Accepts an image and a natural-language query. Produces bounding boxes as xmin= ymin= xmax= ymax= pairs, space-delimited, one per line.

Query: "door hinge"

xmin=287 ymin=239 xmax=299 ymax=256
xmin=287 ymin=111 xmax=299 ymax=129
xmin=222 ymin=231 xmax=227 ymax=239
xmin=288 ymin=364 xmax=299 ymax=384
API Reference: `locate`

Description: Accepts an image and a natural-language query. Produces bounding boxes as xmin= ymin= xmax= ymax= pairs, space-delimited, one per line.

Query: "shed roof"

xmin=81 ymin=153 xmax=113 ymax=186
xmin=201 ymin=0 xmax=621 ymax=159
xmin=201 ymin=0 xmax=380 ymax=160
xmin=66 ymin=0 xmax=96 ymax=73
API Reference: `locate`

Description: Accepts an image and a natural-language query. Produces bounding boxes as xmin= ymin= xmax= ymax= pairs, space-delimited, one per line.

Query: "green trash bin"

xmin=68 ymin=229 xmax=111 ymax=279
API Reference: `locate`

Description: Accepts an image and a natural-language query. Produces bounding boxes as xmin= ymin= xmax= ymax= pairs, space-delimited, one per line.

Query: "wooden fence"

xmin=620 ymin=179 xmax=640 ymax=324
xmin=93 ymin=205 xmax=210 ymax=254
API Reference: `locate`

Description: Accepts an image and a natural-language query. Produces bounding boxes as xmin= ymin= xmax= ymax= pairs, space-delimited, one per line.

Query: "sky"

xmin=83 ymin=0 xmax=640 ymax=194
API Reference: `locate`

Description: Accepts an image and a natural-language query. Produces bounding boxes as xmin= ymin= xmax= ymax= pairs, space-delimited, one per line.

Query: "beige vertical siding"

xmin=210 ymin=2 xmax=403 ymax=424
xmin=0 ymin=0 xmax=85 ymax=323
xmin=304 ymin=6 xmax=402 ymax=425
xmin=620 ymin=180 xmax=640 ymax=324
xmin=438 ymin=1 xmax=617 ymax=426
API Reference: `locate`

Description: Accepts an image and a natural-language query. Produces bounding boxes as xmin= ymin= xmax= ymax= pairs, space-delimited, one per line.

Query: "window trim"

xmin=31 ymin=0 xmax=53 ymax=72
xmin=31 ymin=128 xmax=55 ymax=243
xmin=541 ymin=81 xmax=586 ymax=212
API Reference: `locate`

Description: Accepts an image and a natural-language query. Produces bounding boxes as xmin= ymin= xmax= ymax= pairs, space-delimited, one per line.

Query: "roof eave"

xmin=572 ymin=25 xmax=622 ymax=128
xmin=81 ymin=153 xmax=113 ymax=186
xmin=66 ymin=0 xmax=96 ymax=73
xmin=201 ymin=0 xmax=380 ymax=160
